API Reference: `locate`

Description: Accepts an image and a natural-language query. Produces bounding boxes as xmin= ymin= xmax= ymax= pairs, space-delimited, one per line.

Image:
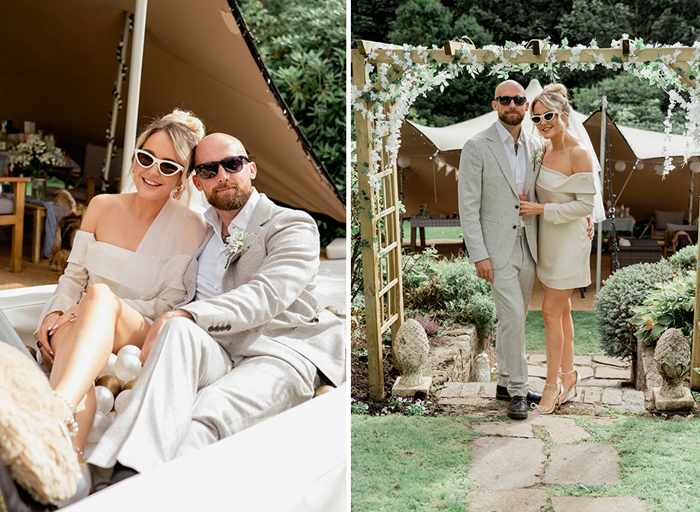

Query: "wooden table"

xmin=409 ymin=216 xmax=460 ymax=251
xmin=24 ymin=200 xmax=85 ymax=263
xmin=0 ymin=178 xmax=31 ymax=272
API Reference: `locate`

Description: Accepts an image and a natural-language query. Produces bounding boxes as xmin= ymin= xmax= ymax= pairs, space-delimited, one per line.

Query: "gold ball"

xmin=122 ymin=380 xmax=138 ymax=391
xmin=324 ymin=305 xmax=339 ymax=316
xmin=95 ymin=375 xmax=121 ymax=397
xmin=27 ymin=346 xmax=37 ymax=359
xmin=313 ymin=385 xmax=335 ymax=398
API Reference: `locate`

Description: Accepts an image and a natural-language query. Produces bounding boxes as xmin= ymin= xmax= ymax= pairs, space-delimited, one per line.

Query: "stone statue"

xmin=654 ymin=328 xmax=691 ymax=398
xmin=392 ymin=319 xmax=431 ymax=396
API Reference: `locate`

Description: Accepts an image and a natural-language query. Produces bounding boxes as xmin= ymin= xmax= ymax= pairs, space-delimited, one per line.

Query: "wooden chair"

xmin=651 ymin=210 xmax=685 ymax=240
xmin=0 ymin=178 xmax=31 ymax=272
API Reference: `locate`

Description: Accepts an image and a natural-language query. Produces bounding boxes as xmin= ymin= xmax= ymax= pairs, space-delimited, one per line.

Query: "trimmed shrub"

xmin=669 ymin=244 xmax=697 ymax=269
xmin=595 ymin=260 xmax=680 ymax=361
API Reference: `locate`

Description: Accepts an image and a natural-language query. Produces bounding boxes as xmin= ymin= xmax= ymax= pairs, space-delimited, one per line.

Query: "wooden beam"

xmin=352 ymin=49 xmax=385 ymax=400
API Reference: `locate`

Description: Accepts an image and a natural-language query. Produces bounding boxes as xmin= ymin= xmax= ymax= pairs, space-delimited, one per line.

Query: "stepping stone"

xmin=440 ymin=382 xmax=464 ymax=398
xmin=481 ymin=382 xmax=497 ymax=399
xmin=544 ymin=444 xmax=620 ymax=485
xmin=592 ymin=355 xmax=629 ymax=368
xmin=440 ymin=396 xmax=480 ymax=405
xmin=529 ymin=354 xmax=547 ymax=364
xmin=582 ymin=387 xmax=602 ymax=404
xmin=573 ymin=355 xmax=592 ymax=366
xmin=614 ymin=389 xmax=646 ymax=413
xmin=461 ymin=382 xmax=482 ymax=397
xmin=579 ymin=378 xmax=626 ymax=388
xmin=468 ymin=437 xmax=545 ymax=490
xmin=596 ymin=366 xmax=631 ymax=380
xmin=528 ymin=365 xmax=548 ymax=378
xmin=530 ymin=416 xmax=591 ymax=444
xmin=601 ymin=388 xmax=623 ymax=405
xmin=551 ymin=496 xmax=647 ymax=511
xmin=473 ymin=421 xmax=534 ymax=438
xmin=577 ymin=367 xmax=595 ymax=381
xmin=468 ymin=489 xmax=546 ymax=512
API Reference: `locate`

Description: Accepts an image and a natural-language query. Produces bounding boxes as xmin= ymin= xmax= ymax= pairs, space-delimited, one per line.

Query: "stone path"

xmin=438 ymin=353 xmax=646 ymax=413
xmin=437 ymin=354 xmax=650 ymax=511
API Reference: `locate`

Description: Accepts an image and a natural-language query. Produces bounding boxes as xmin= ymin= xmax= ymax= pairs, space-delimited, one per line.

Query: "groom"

xmin=88 ymin=133 xmax=346 ymax=481
xmin=458 ymin=80 xmax=542 ymax=420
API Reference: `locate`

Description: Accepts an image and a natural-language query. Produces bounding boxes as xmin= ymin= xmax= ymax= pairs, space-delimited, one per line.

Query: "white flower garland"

xmin=353 ymin=37 xmax=700 ymax=193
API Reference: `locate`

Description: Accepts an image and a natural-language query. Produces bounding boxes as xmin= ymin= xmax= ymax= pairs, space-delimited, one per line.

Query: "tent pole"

xmin=596 ymin=98 xmax=607 ymax=293
xmin=120 ymin=0 xmax=148 ymax=190
xmin=104 ymin=12 xmax=132 ymax=188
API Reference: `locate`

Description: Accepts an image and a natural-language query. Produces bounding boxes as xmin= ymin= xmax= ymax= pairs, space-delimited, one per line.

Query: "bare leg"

xmin=560 ymin=297 xmax=578 ymax=399
xmin=48 ymin=283 xmax=151 ymax=454
xmin=539 ymin=285 xmax=574 ymax=412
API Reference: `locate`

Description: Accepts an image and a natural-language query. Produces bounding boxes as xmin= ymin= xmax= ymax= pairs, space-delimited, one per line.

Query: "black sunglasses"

xmin=531 ymin=111 xmax=557 ymax=125
xmin=194 ymin=156 xmax=249 ymax=179
xmin=495 ymin=95 xmax=527 ymax=106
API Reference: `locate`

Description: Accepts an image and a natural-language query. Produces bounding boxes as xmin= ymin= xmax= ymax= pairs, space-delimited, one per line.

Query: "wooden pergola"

xmin=352 ymin=39 xmax=700 ymax=399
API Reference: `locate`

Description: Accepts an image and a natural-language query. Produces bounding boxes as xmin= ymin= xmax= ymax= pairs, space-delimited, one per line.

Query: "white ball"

xmin=117 ymin=345 xmax=141 ymax=359
xmin=94 ymin=386 xmax=115 ymax=416
xmin=87 ymin=412 xmax=111 ymax=444
xmin=114 ymin=354 xmax=142 ymax=384
xmin=98 ymin=353 xmax=118 ymax=378
xmin=107 ymin=411 xmax=117 ymax=422
xmin=114 ymin=389 xmax=133 ymax=415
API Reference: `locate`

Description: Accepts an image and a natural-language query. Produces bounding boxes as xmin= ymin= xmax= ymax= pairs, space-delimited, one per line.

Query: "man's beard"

xmin=206 ymin=182 xmax=252 ymax=211
xmin=499 ymin=110 xmax=524 ymax=126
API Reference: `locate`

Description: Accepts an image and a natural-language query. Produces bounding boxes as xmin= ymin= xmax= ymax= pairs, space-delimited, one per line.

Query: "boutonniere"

xmin=531 ymin=147 xmax=543 ymax=172
xmin=224 ymin=231 xmax=252 ymax=269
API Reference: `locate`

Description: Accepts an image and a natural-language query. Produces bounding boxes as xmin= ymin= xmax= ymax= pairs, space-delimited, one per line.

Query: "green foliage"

xmin=351 ymin=397 xmax=370 ymax=415
xmin=238 ymin=0 xmax=346 ymax=244
xmin=403 ymin=251 xmax=496 ymax=337
xmin=630 ymin=270 xmax=695 ymax=346
xmin=669 ymin=244 xmax=697 ymax=269
xmin=384 ymin=396 xmax=430 ymax=416
xmin=594 ymin=260 xmax=680 ymax=361
xmin=571 ymin=74 xmax=687 ymax=133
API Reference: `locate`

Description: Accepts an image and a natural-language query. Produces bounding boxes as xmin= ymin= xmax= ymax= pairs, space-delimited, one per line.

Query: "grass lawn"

xmin=402 ymin=221 xmax=463 ymax=241
xmin=526 ymin=310 xmax=602 ymax=355
xmin=351 ymin=414 xmax=700 ymax=511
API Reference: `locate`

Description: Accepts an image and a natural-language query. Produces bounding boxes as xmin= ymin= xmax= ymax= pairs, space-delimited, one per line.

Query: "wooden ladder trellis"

xmin=353 ymin=38 xmax=700 ymax=398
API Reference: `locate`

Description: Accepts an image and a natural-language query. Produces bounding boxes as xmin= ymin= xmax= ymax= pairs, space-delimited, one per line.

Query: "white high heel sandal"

xmin=532 ymin=381 xmax=563 ymax=415
xmin=559 ymin=368 xmax=581 ymax=405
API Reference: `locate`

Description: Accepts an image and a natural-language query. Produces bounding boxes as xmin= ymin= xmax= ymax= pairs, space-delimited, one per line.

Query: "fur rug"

xmin=49 ymin=190 xmax=82 ymax=272
xmin=0 ymin=343 xmax=79 ymax=504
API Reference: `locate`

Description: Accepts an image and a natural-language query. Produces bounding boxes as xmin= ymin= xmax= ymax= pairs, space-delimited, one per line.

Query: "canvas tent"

xmin=0 ymin=0 xmax=345 ymax=223
xmin=399 ymin=79 xmax=700 ymax=223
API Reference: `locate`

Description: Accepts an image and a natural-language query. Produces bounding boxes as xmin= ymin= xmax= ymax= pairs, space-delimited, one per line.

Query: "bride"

xmin=518 ymin=83 xmax=605 ymax=415
xmin=0 ymin=109 xmax=207 ymax=505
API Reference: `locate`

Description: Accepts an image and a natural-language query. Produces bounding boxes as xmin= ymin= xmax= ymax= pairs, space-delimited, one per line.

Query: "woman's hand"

xmin=519 ymin=200 xmax=545 ymax=217
xmin=35 ymin=304 xmax=80 ymax=364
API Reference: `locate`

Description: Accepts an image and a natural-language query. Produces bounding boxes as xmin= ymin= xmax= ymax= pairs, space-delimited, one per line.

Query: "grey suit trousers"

xmin=88 ymin=318 xmax=317 ymax=473
xmin=490 ymin=229 xmax=535 ymax=397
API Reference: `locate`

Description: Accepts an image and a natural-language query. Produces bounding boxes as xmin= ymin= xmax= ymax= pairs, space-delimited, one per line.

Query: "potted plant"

xmin=8 ymin=133 xmax=62 ymax=201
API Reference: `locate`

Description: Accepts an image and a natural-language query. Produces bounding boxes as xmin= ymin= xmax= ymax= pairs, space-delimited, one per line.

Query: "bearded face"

xmin=498 ymin=109 xmax=524 ymax=126
xmin=205 ymin=181 xmax=253 ymax=211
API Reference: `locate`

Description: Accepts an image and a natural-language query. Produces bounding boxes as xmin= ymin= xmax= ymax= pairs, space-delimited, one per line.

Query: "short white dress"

xmin=535 ymin=166 xmax=596 ymax=290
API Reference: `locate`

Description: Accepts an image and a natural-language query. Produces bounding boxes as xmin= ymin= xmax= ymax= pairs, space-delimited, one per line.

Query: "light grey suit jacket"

xmin=176 ymin=194 xmax=346 ymax=386
xmin=458 ymin=123 xmax=542 ymax=270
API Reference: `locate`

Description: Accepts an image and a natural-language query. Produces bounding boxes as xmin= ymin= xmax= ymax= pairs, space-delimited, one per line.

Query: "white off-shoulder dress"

xmin=535 ymin=166 xmax=596 ymax=290
xmin=36 ymin=198 xmax=205 ymax=329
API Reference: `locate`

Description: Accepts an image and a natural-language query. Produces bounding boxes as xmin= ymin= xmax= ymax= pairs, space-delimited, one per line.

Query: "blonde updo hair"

xmin=531 ymin=83 xmax=571 ymax=135
xmin=130 ymin=109 xmax=206 ymax=200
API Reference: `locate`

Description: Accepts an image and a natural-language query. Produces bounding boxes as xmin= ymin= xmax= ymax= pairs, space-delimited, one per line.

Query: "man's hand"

xmin=474 ymin=258 xmax=493 ymax=282
xmin=586 ymin=215 xmax=595 ymax=240
xmin=140 ymin=309 xmax=195 ymax=364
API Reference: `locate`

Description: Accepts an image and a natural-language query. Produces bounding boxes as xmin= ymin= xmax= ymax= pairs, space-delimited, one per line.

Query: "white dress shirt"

xmin=495 ymin=121 xmax=528 ymax=225
xmin=195 ymin=188 xmax=261 ymax=301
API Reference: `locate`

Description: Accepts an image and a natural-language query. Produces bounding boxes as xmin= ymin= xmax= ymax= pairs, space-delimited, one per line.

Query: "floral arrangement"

xmin=224 ymin=231 xmax=252 ymax=269
xmin=9 ymin=134 xmax=63 ymax=178
xmin=531 ymin=146 xmax=543 ymax=173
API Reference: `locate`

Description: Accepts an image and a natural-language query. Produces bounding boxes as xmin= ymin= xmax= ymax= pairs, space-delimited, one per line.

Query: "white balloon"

xmin=87 ymin=412 xmax=111 ymax=444
xmin=98 ymin=353 xmax=118 ymax=378
xmin=114 ymin=354 xmax=142 ymax=384
xmin=94 ymin=386 xmax=115 ymax=416
xmin=117 ymin=345 xmax=141 ymax=359
xmin=114 ymin=389 xmax=133 ymax=415
xmin=107 ymin=411 xmax=117 ymax=422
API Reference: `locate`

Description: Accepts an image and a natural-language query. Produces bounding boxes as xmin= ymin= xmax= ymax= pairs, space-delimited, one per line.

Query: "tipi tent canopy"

xmin=399 ymin=79 xmax=700 ymax=221
xmin=0 ymin=0 xmax=345 ymax=222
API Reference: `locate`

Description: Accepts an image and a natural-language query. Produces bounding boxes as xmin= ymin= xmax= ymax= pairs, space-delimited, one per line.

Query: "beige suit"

xmin=459 ymin=122 xmax=541 ymax=396
xmin=89 ymin=195 xmax=346 ymax=472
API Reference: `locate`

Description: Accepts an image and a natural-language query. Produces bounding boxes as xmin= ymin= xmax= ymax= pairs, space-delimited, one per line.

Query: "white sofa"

xmin=0 ymin=285 xmax=348 ymax=512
